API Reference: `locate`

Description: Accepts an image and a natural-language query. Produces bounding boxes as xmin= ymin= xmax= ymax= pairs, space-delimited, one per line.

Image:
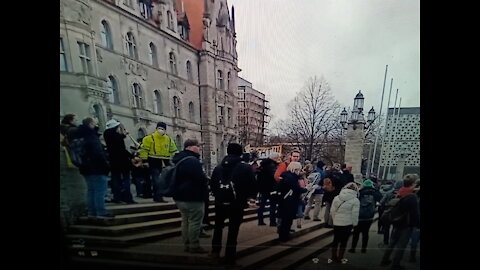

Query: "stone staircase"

xmin=66 ymin=200 xmax=269 ymax=247
xmin=64 ymin=200 xmax=335 ymax=269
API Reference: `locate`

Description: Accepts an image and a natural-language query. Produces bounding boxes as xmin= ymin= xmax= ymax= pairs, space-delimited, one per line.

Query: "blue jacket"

xmin=313 ymin=167 xmax=325 ymax=194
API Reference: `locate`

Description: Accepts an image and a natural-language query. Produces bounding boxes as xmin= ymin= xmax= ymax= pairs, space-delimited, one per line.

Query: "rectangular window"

xmin=227 ymin=108 xmax=232 ymax=127
xmin=78 ymin=42 xmax=92 ymax=74
xmin=218 ymin=106 xmax=224 ymax=124
xmin=124 ymin=0 xmax=133 ymax=7
xmin=60 ymin=38 xmax=67 ymax=71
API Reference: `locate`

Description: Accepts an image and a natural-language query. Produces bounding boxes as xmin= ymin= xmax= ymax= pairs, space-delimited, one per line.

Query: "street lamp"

xmin=340 ymin=90 xmax=376 ymax=182
xmin=341 ymin=91 xmax=375 ymax=130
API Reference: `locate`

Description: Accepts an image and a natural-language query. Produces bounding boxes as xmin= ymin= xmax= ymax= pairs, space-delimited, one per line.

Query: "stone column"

xmin=344 ymin=123 xmax=365 ymax=182
xmin=395 ymin=154 xmax=407 ymax=181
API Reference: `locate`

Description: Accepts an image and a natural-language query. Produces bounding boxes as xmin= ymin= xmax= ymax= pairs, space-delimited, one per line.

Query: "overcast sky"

xmin=228 ymin=0 xmax=420 ymax=125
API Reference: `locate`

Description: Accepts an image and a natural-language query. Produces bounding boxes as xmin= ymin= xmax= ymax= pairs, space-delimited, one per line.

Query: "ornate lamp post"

xmin=340 ymin=91 xmax=375 ymax=182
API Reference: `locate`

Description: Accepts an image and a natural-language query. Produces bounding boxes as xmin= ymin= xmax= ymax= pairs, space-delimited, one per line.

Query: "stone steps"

xmin=67 ymin=218 xmax=333 ymax=269
xmin=66 ymin=210 xmax=270 ymax=247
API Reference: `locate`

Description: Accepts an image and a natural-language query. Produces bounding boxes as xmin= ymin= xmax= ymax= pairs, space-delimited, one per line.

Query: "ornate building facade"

xmin=60 ymin=0 xmax=240 ymax=173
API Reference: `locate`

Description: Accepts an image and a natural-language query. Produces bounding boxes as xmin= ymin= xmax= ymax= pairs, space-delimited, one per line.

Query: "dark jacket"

xmin=397 ymin=191 xmax=420 ymax=228
xmin=74 ymin=124 xmax=110 ymax=176
xmin=257 ymin=158 xmax=278 ymax=194
xmin=278 ymin=171 xmax=307 ymax=219
xmin=60 ymin=123 xmax=77 ymax=147
xmin=103 ymin=128 xmax=133 ymax=170
xmin=322 ymin=170 xmax=343 ymax=204
xmin=358 ymin=187 xmax=383 ymax=220
xmin=313 ymin=167 xmax=325 ymax=194
xmin=171 ymin=150 xmax=209 ymax=202
xmin=340 ymin=170 xmax=354 ymax=187
xmin=210 ymin=155 xmax=257 ymax=209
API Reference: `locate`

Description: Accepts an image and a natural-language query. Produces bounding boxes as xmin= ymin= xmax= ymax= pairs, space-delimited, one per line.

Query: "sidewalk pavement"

xmin=295 ymin=220 xmax=420 ymax=270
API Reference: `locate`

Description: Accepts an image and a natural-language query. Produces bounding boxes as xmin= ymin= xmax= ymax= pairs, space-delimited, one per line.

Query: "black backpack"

xmin=68 ymin=137 xmax=86 ymax=167
xmin=157 ymin=156 xmax=195 ymax=197
xmin=380 ymin=194 xmax=412 ymax=226
xmin=215 ymin=164 xmax=240 ymax=204
xmin=359 ymin=193 xmax=376 ymax=219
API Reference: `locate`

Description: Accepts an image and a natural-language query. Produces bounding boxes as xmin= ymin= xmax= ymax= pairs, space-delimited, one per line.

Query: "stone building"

xmin=60 ymin=0 xmax=240 ymax=173
xmin=237 ymin=77 xmax=269 ymax=147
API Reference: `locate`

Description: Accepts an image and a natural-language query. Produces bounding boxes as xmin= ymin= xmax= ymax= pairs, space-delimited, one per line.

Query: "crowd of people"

xmin=60 ymin=114 xmax=420 ymax=269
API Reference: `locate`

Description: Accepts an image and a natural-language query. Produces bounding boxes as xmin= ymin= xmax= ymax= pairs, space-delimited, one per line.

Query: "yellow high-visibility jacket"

xmin=138 ymin=132 xmax=177 ymax=160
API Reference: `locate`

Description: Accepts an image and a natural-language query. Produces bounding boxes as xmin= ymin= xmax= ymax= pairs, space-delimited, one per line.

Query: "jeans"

xmin=84 ymin=174 xmax=109 ymax=216
xmin=382 ymin=226 xmax=414 ymax=267
xmin=258 ymin=192 xmax=277 ymax=224
xmin=111 ymin=168 xmax=134 ymax=203
xmin=175 ymin=200 xmax=205 ymax=250
xmin=410 ymin=227 xmax=420 ymax=258
xmin=304 ymin=194 xmax=323 ymax=219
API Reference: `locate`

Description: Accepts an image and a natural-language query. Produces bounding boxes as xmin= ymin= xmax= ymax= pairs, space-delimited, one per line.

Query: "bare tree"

xmin=283 ymin=76 xmax=341 ymax=160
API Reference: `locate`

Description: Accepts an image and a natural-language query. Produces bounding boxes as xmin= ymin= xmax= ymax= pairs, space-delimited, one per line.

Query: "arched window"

xmin=169 ymin=52 xmax=177 ymax=74
xmin=132 ymin=83 xmax=143 ymax=109
xmin=175 ymin=134 xmax=182 ymax=149
xmin=149 ymin=42 xmax=158 ymax=67
xmin=227 ymin=71 xmax=231 ymax=90
xmin=139 ymin=1 xmax=152 ymax=20
xmin=188 ymin=102 xmax=194 ymax=122
xmin=217 ymin=70 xmax=224 ymax=90
xmin=186 ymin=61 xmax=193 ymax=82
xmin=137 ymin=128 xmax=146 ymax=140
xmin=126 ymin=32 xmax=138 ymax=59
xmin=106 ymin=76 xmax=119 ymax=104
xmin=173 ymin=96 xmax=181 ymax=118
xmin=93 ymin=104 xmax=106 ymax=132
xmin=100 ymin=20 xmax=113 ymax=49
xmin=154 ymin=90 xmax=162 ymax=114
xmin=167 ymin=11 xmax=174 ymax=30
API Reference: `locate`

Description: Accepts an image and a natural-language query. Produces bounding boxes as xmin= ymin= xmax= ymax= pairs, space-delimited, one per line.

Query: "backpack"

xmin=68 ymin=137 xmax=86 ymax=167
xmin=156 ymin=156 xmax=195 ymax=197
xmin=380 ymin=195 xmax=411 ymax=226
xmin=322 ymin=177 xmax=335 ymax=192
xmin=214 ymin=163 xmax=242 ymax=204
xmin=359 ymin=193 xmax=376 ymax=219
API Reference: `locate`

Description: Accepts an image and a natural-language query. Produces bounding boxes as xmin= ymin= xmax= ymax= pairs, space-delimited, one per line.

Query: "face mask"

xmin=157 ymin=129 xmax=166 ymax=135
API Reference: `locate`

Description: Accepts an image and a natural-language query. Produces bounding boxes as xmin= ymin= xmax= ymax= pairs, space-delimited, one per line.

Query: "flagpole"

xmin=369 ymin=65 xmax=388 ymax=176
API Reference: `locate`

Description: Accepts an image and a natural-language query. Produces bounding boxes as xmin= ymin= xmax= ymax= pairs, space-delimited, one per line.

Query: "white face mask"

xmin=157 ymin=129 xmax=166 ymax=135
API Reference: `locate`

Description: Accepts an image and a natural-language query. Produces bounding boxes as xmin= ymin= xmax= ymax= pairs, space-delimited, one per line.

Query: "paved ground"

xmin=294 ymin=220 xmax=420 ymax=270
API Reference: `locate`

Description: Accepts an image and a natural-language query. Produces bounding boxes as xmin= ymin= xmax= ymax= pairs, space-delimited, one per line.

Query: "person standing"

xmin=380 ymin=174 xmax=420 ymax=270
xmin=138 ymin=122 xmax=178 ymax=202
xmin=60 ymin=114 xmax=78 ymax=148
xmin=304 ymin=160 xmax=326 ymax=221
xmin=74 ymin=117 xmax=112 ymax=219
xmin=208 ymin=143 xmax=257 ymax=267
xmin=171 ymin=139 xmax=210 ymax=254
xmin=328 ymin=182 xmax=360 ymax=264
xmin=349 ymin=179 xmax=382 ymax=253
xmin=257 ymin=152 xmax=280 ymax=226
xmin=274 ymin=150 xmax=301 ymax=182
xmin=277 ymin=162 xmax=309 ymax=241
xmin=103 ymin=119 xmax=136 ymax=204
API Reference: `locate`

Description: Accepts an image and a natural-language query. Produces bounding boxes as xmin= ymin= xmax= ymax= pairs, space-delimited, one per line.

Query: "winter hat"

xmin=156 ymin=122 xmax=167 ymax=129
xmin=362 ymin=179 xmax=374 ymax=188
xmin=343 ymin=182 xmax=359 ymax=192
xmin=227 ymin=143 xmax=243 ymax=156
xmin=106 ymin=119 xmax=121 ymax=129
